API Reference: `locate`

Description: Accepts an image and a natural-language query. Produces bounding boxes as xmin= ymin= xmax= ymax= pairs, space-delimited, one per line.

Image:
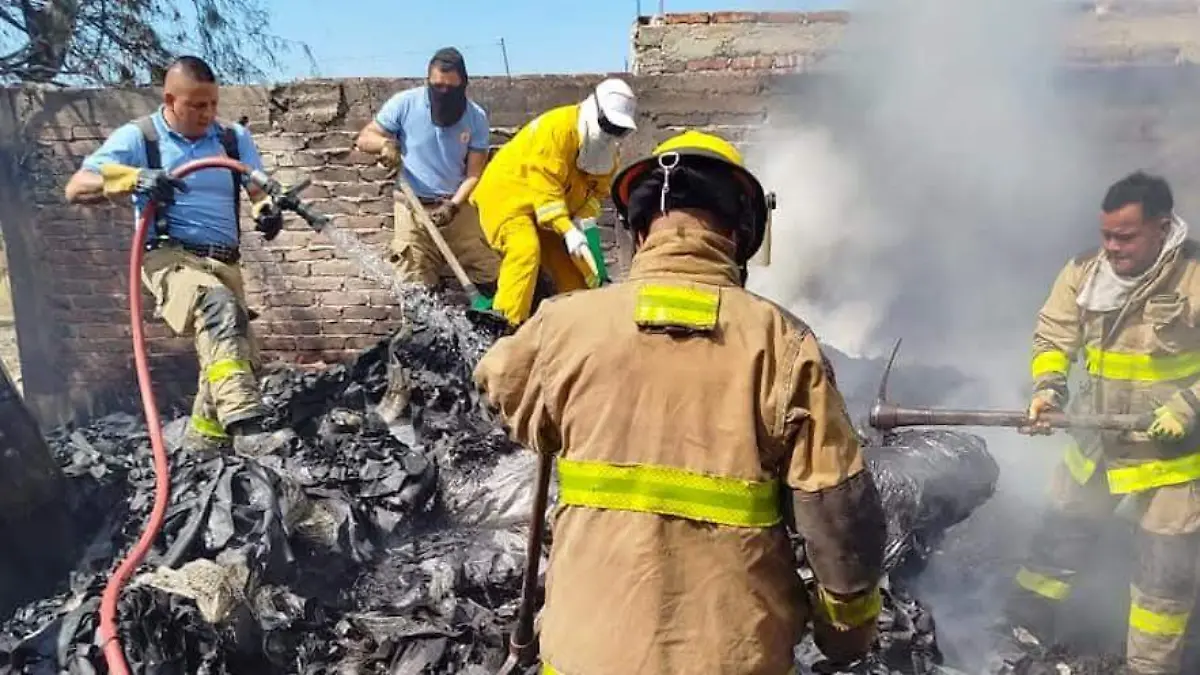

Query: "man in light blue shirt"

xmin=355 ymin=47 xmax=499 ymax=289
xmin=64 ymin=55 xmax=286 ymax=455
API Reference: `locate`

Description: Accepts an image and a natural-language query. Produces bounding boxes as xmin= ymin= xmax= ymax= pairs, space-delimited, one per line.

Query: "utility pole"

xmin=498 ymin=37 xmax=512 ymax=79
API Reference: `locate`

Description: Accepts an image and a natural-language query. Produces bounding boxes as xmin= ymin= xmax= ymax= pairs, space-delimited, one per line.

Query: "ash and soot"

xmin=746 ymin=0 xmax=1200 ymax=673
xmin=0 ymin=209 xmax=1000 ymax=675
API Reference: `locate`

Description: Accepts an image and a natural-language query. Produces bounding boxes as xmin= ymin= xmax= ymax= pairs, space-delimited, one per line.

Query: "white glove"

xmin=563 ymin=226 xmax=599 ymax=285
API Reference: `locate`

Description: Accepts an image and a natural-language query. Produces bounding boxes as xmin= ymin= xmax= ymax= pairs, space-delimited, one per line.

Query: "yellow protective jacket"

xmin=469 ymin=103 xmax=610 ymax=237
xmin=474 ymin=213 xmax=886 ymax=675
xmin=1032 ymin=240 xmax=1200 ymax=494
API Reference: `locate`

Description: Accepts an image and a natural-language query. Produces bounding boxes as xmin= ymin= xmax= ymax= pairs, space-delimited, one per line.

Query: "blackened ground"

xmin=1 ymin=305 xmax=1006 ymax=674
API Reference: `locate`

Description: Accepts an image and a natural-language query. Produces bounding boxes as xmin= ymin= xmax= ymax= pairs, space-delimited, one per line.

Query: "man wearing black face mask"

xmin=355 ymin=47 xmax=499 ymax=290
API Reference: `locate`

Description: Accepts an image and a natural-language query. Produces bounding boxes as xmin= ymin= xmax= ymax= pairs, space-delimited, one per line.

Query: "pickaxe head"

xmin=868 ymin=338 xmax=903 ymax=431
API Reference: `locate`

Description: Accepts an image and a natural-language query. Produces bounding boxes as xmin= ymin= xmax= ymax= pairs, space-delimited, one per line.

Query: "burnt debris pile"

xmin=0 ymin=313 xmax=999 ymax=674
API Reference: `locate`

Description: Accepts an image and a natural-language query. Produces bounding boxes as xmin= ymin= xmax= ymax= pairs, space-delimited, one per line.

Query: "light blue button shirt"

xmin=81 ymin=107 xmax=265 ymax=247
xmin=374 ymin=86 xmax=490 ymax=200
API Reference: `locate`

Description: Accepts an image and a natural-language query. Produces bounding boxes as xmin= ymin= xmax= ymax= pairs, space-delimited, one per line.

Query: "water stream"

xmin=318 ymin=223 xmax=496 ymax=364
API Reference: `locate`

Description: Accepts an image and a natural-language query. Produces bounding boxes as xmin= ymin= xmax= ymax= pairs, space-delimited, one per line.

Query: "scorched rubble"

xmin=1 ymin=314 xmax=1004 ymax=674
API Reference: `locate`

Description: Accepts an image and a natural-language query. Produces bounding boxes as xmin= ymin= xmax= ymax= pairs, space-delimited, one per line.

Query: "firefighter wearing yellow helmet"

xmin=473 ymin=130 xmax=887 ymax=674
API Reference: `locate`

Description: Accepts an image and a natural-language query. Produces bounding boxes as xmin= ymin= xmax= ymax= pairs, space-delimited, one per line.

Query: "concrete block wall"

xmin=5 ymin=62 xmax=1200 ymax=425
xmin=630 ymin=2 xmax=1200 ymax=74
xmin=1 ymin=74 xmax=782 ymax=425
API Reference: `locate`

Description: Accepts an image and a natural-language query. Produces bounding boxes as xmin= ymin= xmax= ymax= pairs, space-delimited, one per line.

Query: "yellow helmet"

xmin=610 ymin=130 xmax=771 ymax=261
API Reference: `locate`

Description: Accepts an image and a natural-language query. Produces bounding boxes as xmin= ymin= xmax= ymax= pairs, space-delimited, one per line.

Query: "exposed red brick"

xmin=282 ymin=248 xmax=335 ymax=262
xmin=259 ymin=337 xmax=298 ymax=352
xmin=289 ymin=277 xmax=344 ymax=291
xmin=322 ymin=320 xmax=376 ymax=336
xmin=268 ymin=320 xmax=322 ymax=335
xmin=295 ymin=336 xmax=347 ymax=352
xmin=664 ymin=12 xmax=710 ymax=24
xmin=712 ymin=11 xmax=759 ymax=23
xmin=686 ymin=58 xmax=730 ymax=72
xmin=310 ymin=260 xmax=359 ymax=277
xmin=320 ymin=291 xmax=369 ymax=307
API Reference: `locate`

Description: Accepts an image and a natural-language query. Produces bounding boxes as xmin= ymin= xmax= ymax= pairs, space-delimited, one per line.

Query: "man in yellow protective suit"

xmin=469 ymin=78 xmax=638 ymax=327
xmin=474 ymin=130 xmax=887 ymax=674
xmin=992 ymin=171 xmax=1200 ymax=675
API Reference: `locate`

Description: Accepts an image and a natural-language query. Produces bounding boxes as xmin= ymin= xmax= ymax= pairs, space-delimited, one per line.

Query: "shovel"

xmin=392 ymin=172 xmax=494 ymax=313
xmin=496 ymin=451 xmax=554 ymax=675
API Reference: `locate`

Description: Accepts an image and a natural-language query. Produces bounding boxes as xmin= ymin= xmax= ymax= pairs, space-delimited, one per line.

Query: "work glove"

xmin=100 ymin=163 xmax=188 ymax=204
xmin=1148 ymin=406 xmax=1191 ymax=442
xmin=429 ymin=200 xmax=459 ymax=228
xmin=379 ymin=141 xmax=402 ymax=169
xmin=563 ymin=225 xmax=600 ymax=288
xmin=252 ymin=197 xmax=285 ymax=241
xmin=1019 ymin=389 xmax=1060 ymax=436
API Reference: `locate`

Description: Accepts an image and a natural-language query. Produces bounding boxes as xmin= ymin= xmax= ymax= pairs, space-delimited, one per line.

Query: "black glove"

xmin=466 ymin=307 xmax=513 ymax=339
xmin=135 ymin=169 xmax=189 ymax=206
xmin=253 ymin=198 xmax=285 ymax=241
xmin=429 ymin=200 xmax=459 ymax=228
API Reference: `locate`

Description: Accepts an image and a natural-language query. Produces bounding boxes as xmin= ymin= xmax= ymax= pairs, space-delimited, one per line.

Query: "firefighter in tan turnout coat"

xmin=474 ymin=130 xmax=888 ymax=674
xmin=1001 ymin=171 xmax=1200 ymax=674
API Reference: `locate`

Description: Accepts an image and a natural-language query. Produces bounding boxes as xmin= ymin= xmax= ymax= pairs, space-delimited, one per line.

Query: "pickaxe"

xmin=867 ymin=340 xmax=1149 ymax=433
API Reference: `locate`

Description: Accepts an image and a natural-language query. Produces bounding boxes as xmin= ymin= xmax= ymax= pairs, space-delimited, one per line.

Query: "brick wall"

xmin=630 ymin=2 xmax=1200 ymax=74
xmin=4 ymin=65 xmax=1200 ymax=425
xmin=0 ymin=74 xmax=768 ymax=425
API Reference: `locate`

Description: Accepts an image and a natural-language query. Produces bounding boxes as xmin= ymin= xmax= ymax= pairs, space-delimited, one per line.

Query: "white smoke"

xmin=740 ymin=0 xmax=1130 ymax=666
xmin=745 ymin=0 xmax=1105 ymax=407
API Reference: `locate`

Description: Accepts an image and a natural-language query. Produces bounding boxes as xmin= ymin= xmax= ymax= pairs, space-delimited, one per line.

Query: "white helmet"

xmin=593 ymin=78 xmax=637 ymax=132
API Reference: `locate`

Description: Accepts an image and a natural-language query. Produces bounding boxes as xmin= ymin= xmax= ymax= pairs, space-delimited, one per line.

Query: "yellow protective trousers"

xmin=482 ymin=215 xmax=586 ymax=326
xmin=141 ymin=246 xmax=265 ymax=445
xmin=1004 ymin=447 xmax=1200 ymax=674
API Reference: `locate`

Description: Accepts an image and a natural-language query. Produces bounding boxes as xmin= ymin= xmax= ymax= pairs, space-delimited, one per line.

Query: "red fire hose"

xmin=99 ymin=156 xmax=253 ymax=675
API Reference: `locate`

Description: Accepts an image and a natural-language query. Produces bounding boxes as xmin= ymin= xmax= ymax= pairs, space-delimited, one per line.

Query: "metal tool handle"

xmin=869 ymin=402 xmax=1150 ymax=432
xmin=497 ymin=452 xmax=553 ymax=674
xmin=395 ymin=176 xmax=486 ymax=305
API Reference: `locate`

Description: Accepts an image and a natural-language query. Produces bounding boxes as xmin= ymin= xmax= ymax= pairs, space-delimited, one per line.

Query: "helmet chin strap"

xmin=658 ymin=152 xmax=679 ymax=215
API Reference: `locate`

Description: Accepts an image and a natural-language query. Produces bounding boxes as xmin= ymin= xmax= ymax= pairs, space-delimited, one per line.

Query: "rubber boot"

xmin=179 ymin=426 xmax=232 ymax=456
xmin=228 ymin=417 xmax=295 ymax=458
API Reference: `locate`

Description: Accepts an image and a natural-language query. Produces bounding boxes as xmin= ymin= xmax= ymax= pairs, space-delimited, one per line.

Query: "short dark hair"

xmin=168 ymin=55 xmax=218 ymax=84
xmin=428 ymin=47 xmax=468 ymax=84
xmin=1102 ymin=170 xmax=1173 ymax=220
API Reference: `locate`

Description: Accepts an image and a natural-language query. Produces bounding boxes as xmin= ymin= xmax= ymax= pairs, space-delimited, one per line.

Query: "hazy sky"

xmin=265 ymin=0 xmax=845 ymax=80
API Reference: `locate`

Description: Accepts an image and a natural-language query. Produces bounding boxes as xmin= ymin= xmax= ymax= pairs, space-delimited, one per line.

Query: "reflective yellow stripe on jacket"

xmin=190 ymin=414 xmax=229 ymax=440
xmin=1031 ymin=350 xmax=1070 ymax=380
xmin=207 ymin=358 xmax=253 ymax=384
xmin=1084 ymin=346 xmax=1200 ymax=382
xmin=816 ymin=585 xmax=883 ymax=629
xmin=1108 ymin=453 xmax=1200 ymax=494
xmin=1063 ymin=441 xmax=1098 ymax=485
xmin=556 ymin=458 xmax=782 ymax=528
xmin=1015 ymin=566 xmax=1072 ymax=601
xmin=1066 ymin=438 xmax=1200 ymax=493
xmin=1130 ymin=601 xmax=1190 ymax=637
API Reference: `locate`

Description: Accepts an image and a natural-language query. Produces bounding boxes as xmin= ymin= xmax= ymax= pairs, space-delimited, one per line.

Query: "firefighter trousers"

xmin=1003 ymin=449 xmax=1200 ymax=674
xmin=141 ymin=247 xmax=265 ymax=446
xmin=389 ymin=191 xmax=499 ymax=288
xmin=480 ymin=214 xmax=587 ymax=326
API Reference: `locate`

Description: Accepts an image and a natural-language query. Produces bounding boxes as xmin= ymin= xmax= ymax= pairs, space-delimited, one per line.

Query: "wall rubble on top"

xmin=630 ymin=3 xmax=1200 ymax=74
